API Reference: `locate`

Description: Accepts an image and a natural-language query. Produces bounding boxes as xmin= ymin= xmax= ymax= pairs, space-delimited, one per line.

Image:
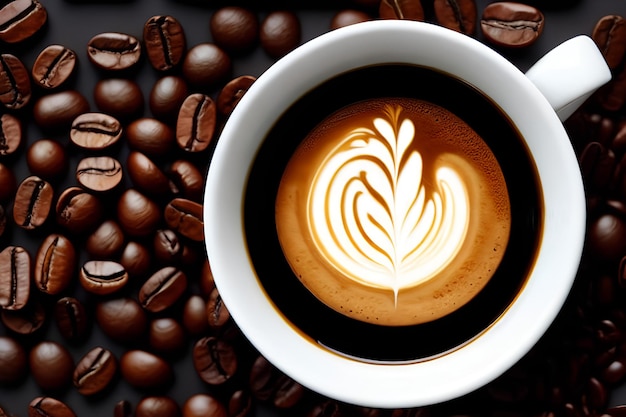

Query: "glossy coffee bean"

xmin=127 ymin=151 xmax=171 ymax=196
xmin=144 ymin=15 xmax=186 ymax=71
xmin=330 ymin=9 xmax=371 ymax=29
xmin=149 ymin=317 xmax=186 ymax=354
xmin=207 ymin=287 xmax=230 ymax=329
xmin=139 ymin=266 xmax=187 ymax=313
xmin=136 ymin=396 xmax=181 ymax=417
xmin=86 ymin=219 xmax=125 ymax=258
xmin=33 ymin=90 xmax=90 ymax=131
xmin=182 ymin=295 xmax=210 ymax=335
xmin=249 ymin=355 xmax=304 ymax=408
xmin=80 ymin=260 xmax=129 ymax=295
xmin=0 ymin=336 xmax=27 ymax=385
xmin=126 ymin=117 xmax=176 ymax=157
xmin=379 ymin=0 xmax=424 ymax=20
xmin=13 ymin=176 xmax=53 ymax=230
xmin=93 ymin=78 xmax=144 ymax=120
xmin=434 ymin=0 xmax=477 ymax=35
xmin=260 ymin=11 xmax=301 ymax=58
xmin=588 ymin=212 xmax=626 ymax=261
xmin=34 ymin=234 xmax=76 ymax=295
xmin=0 ymin=0 xmax=47 ymax=43
xmin=114 ymin=400 xmax=133 ymax=417
xmin=153 ymin=229 xmax=183 ymax=263
xmin=176 ymin=93 xmax=216 ymax=152
xmin=32 ymin=45 xmax=77 ymax=89
xmin=30 ymin=341 xmax=74 ymax=391
xmin=73 ymin=346 xmax=117 ymax=395
xmin=210 ymin=7 xmax=259 ymax=53
xmin=0 ymin=246 xmax=30 ymax=310
xmin=119 ymin=240 xmax=152 ymax=279
xmin=26 ymin=139 xmax=68 ymax=180
xmin=216 ymin=75 xmax=255 ymax=117
xmin=1 ymin=300 xmax=45 ymax=334
xmin=481 ymin=2 xmax=544 ymax=48
xmin=0 ymin=163 xmax=17 ymax=202
xmin=182 ymin=394 xmax=227 ymax=417
xmin=228 ymin=390 xmax=253 ymax=417
xmin=164 ymin=198 xmax=204 ymax=241
xmin=593 ymin=15 xmax=626 ymax=70
xmin=149 ymin=75 xmax=188 ymax=121
xmin=28 ymin=397 xmax=77 ymax=417
xmin=54 ymin=296 xmax=88 ymax=343
xmin=117 ymin=188 xmax=162 ymax=237
xmin=70 ymin=112 xmax=123 ymax=150
xmin=96 ymin=297 xmax=147 ymax=344
xmin=182 ymin=43 xmax=232 ymax=87
xmin=193 ymin=336 xmax=237 ymax=385
xmin=120 ymin=350 xmax=173 ymax=389
xmin=87 ymin=32 xmax=142 ymax=71
xmin=168 ymin=160 xmax=204 ymax=202
xmin=0 ymin=54 xmax=31 ymax=110
xmin=0 ymin=113 xmax=23 ymax=157
xmin=76 ymin=156 xmax=123 ymax=192
xmin=55 ymin=186 xmax=103 ymax=234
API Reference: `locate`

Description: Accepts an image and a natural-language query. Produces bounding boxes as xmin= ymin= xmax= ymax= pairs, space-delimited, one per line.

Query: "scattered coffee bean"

xmin=126 ymin=117 xmax=176 ymax=157
xmin=0 ymin=300 xmax=45 ymax=334
xmin=0 ymin=246 xmax=30 ymax=311
xmin=378 ymin=0 xmax=424 ymax=21
xmin=73 ymin=346 xmax=117 ymax=396
xmin=249 ymin=355 xmax=304 ymax=408
xmin=13 ymin=176 xmax=53 ymax=230
xmin=0 ymin=336 xmax=27 ymax=385
xmin=136 ymin=396 xmax=182 ymax=417
xmin=176 ymin=93 xmax=216 ymax=152
xmin=29 ymin=340 xmax=74 ymax=391
xmin=80 ymin=260 xmax=129 ymax=295
xmin=481 ymin=2 xmax=544 ymax=48
xmin=117 ymin=188 xmax=162 ymax=237
xmin=139 ymin=266 xmax=187 ymax=313
xmin=55 ymin=186 xmax=104 ymax=234
xmin=54 ymin=296 xmax=88 ymax=343
xmin=149 ymin=317 xmax=186 ymax=355
xmin=153 ymin=229 xmax=183 ymax=263
xmin=182 ymin=295 xmax=210 ymax=336
xmin=120 ymin=350 xmax=173 ymax=390
xmin=114 ymin=400 xmax=133 ymax=417
xmin=0 ymin=54 xmax=31 ymax=110
xmin=87 ymin=32 xmax=142 ymax=71
xmin=228 ymin=390 xmax=253 ymax=417
xmin=119 ymin=240 xmax=152 ymax=279
xmin=86 ymin=219 xmax=125 ymax=258
xmin=434 ymin=0 xmax=477 ymax=35
xmin=0 ymin=205 xmax=5 ymax=237
xmin=330 ymin=9 xmax=371 ymax=29
xmin=26 ymin=139 xmax=68 ymax=180
xmin=31 ymin=44 xmax=77 ymax=89
xmin=149 ymin=75 xmax=188 ymax=121
xmin=144 ymin=15 xmax=186 ymax=71
xmin=164 ymin=198 xmax=204 ymax=241
xmin=596 ymin=65 xmax=626 ymax=112
xmin=588 ymin=211 xmax=626 ymax=262
xmin=193 ymin=336 xmax=237 ymax=385
xmin=216 ymin=75 xmax=255 ymax=117
xmin=167 ymin=159 xmax=204 ymax=202
xmin=0 ymin=0 xmax=47 ymax=43
xmin=592 ymin=15 xmax=626 ymax=70
xmin=96 ymin=297 xmax=147 ymax=344
xmin=127 ymin=151 xmax=172 ymax=196
xmin=0 ymin=113 xmax=23 ymax=157
xmin=34 ymin=234 xmax=76 ymax=295
xmin=33 ymin=90 xmax=90 ymax=131
xmin=93 ymin=78 xmax=144 ymax=120
xmin=0 ymin=163 xmax=17 ymax=202
xmin=207 ymin=287 xmax=230 ymax=329
xmin=70 ymin=112 xmax=123 ymax=150
xmin=182 ymin=43 xmax=232 ymax=87
xmin=210 ymin=6 xmax=259 ymax=53
xmin=259 ymin=11 xmax=301 ymax=58
xmin=182 ymin=394 xmax=227 ymax=417
xmin=76 ymin=156 xmax=123 ymax=192
xmin=28 ymin=397 xmax=77 ymax=417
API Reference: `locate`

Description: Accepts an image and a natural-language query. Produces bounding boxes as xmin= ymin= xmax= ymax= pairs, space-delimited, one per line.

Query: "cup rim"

xmin=204 ymin=20 xmax=585 ymax=407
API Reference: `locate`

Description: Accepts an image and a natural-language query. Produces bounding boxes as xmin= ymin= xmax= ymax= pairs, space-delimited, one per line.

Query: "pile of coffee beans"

xmin=0 ymin=0 xmax=624 ymax=416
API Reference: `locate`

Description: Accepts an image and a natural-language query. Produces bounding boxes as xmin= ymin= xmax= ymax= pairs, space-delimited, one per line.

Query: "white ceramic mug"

xmin=204 ymin=20 xmax=611 ymax=408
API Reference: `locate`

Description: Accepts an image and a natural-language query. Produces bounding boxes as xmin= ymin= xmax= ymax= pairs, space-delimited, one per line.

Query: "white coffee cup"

xmin=204 ymin=20 xmax=611 ymax=408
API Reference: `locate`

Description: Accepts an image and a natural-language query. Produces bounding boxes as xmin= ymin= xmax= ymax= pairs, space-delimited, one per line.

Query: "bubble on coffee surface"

xmin=276 ymin=98 xmax=511 ymax=326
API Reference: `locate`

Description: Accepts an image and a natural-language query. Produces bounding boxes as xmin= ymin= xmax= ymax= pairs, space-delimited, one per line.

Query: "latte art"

xmin=307 ymin=106 xmax=470 ymax=301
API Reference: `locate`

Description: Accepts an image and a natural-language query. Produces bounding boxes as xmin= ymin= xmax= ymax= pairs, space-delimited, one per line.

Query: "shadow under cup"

xmin=244 ymin=64 xmax=543 ymax=363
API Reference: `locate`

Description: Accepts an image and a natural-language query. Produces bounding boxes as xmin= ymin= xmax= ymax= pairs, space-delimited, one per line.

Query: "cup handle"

xmin=525 ymin=35 xmax=612 ymax=122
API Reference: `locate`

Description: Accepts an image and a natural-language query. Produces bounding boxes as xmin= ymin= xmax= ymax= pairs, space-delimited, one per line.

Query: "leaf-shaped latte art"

xmin=307 ymin=105 xmax=470 ymax=302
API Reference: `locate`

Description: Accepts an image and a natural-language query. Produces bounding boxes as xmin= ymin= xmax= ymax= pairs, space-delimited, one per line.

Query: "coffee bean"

xmin=0 ymin=113 xmax=23 ymax=157
xmin=434 ymin=0 xmax=477 ymax=35
xmin=28 ymin=397 xmax=76 ymax=417
xmin=26 ymin=139 xmax=68 ymax=180
xmin=228 ymin=390 xmax=253 ymax=417
xmin=0 ymin=0 xmax=47 ymax=43
xmin=117 ymin=188 xmax=162 ymax=237
xmin=0 ymin=164 xmax=16 ymax=203
xmin=114 ymin=400 xmax=133 ymax=417
xmin=55 ymin=186 xmax=103 ymax=234
xmin=586 ymin=376 xmax=608 ymax=410
xmin=86 ymin=219 xmax=125 ymax=258
xmin=588 ymin=212 xmax=626 ymax=262
xmin=76 ymin=156 xmax=123 ymax=192
xmin=0 ymin=54 xmax=31 ymax=110
xmin=70 ymin=112 xmax=123 ymax=150
xmin=176 ymin=93 xmax=216 ymax=152
xmin=32 ymin=45 xmax=77 ymax=89
xmin=54 ymin=296 xmax=88 ymax=343
xmin=167 ymin=160 xmax=203 ymax=202
xmin=182 ymin=394 xmax=227 ymax=417
xmin=0 ymin=205 xmax=6 ymax=237
xmin=126 ymin=117 xmax=176 ymax=157
xmin=164 ymin=198 xmax=204 ymax=241
xmin=0 ymin=246 xmax=30 ymax=311
xmin=30 ymin=340 xmax=74 ymax=391
xmin=593 ymin=15 xmax=626 ymax=71
xmin=193 ymin=336 xmax=237 ymax=385
xmin=216 ymin=75 xmax=255 ymax=117
xmin=260 ymin=11 xmax=301 ymax=58
xmin=120 ymin=350 xmax=173 ymax=389
xmin=596 ymin=62 xmax=626 ymax=112
xmin=96 ymin=297 xmax=147 ymax=344
xmin=0 ymin=336 xmax=27 ymax=385
xmin=1 ymin=300 xmax=45 ymax=334
xmin=87 ymin=32 xmax=142 ymax=71
xmin=602 ymin=359 xmax=626 ymax=384
xmin=378 ymin=0 xmax=424 ymax=21
xmin=73 ymin=346 xmax=117 ymax=395
xmin=182 ymin=43 xmax=232 ymax=88
xmin=143 ymin=15 xmax=186 ymax=71
xmin=136 ymin=396 xmax=181 ymax=417
xmin=80 ymin=260 xmax=129 ymax=295
xmin=93 ymin=78 xmax=144 ymax=120
xmin=481 ymin=2 xmax=544 ymax=48
xmin=153 ymin=229 xmax=183 ymax=263
xmin=119 ymin=241 xmax=152 ymax=279
xmin=182 ymin=295 xmax=210 ymax=336
xmin=207 ymin=287 xmax=230 ymax=329
xmin=149 ymin=75 xmax=188 ymax=121
xmin=34 ymin=234 xmax=76 ymax=295
xmin=330 ymin=9 xmax=371 ymax=29
xmin=127 ymin=151 xmax=172 ymax=196
xmin=249 ymin=355 xmax=304 ymax=408
xmin=139 ymin=266 xmax=187 ymax=313
xmin=33 ymin=90 xmax=90 ymax=131
xmin=210 ymin=7 xmax=259 ymax=53
xmin=13 ymin=176 xmax=53 ymax=230
xmin=149 ymin=317 xmax=186 ymax=355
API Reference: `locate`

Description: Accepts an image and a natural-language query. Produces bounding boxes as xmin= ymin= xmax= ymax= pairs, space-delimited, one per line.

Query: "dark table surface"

xmin=2 ymin=0 xmax=626 ymax=416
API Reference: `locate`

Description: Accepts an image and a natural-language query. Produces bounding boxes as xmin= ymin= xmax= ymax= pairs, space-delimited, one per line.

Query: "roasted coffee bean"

xmin=32 ymin=45 xmax=77 ymax=89
xmin=249 ymin=355 xmax=304 ymax=408
xmin=33 ymin=90 xmax=90 ymax=131
xmin=0 ymin=113 xmax=23 ymax=157
xmin=182 ymin=43 xmax=232 ymax=88
xmin=580 ymin=142 xmax=615 ymax=192
xmin=149 ymin=317 xmax=186 ymax=354
xmin=481 ymin=2 xmax=544 ymax=48
xmin=588 ymin=212 xmax=626 ymax=262
xmin=149 ymin=75 xmax=188 ymax=121
xmin=26 ymin=139 xmax=68 ymax=180
xmin=207 ymin=287 xmax=230 ymax=329
xmin=126 ymin=117 xmax=176 ymax=157
xmin=0 ymin=163 xmax=16 ymax=202
xmin=70 ymin=112 xmax=123 ymax=150
xmin=28 ymin=397 xmax=77 ymax=417
xmin=176 ymin=93 xmax=216 ymax=152
xmin=183 ymin=394 xmax=227 ymax=417
xmin=76 ymin=156 xmax=123 ymax=192
xmin=0 ymin=54 xmax=31 ymax=110
xmin=0 ymin=246 xmax=30 ymax=311
xmin=86 ymin=219 xmax=125 ymax=258
xmin=80 ymin=260 xmax=129 ymax=295
xmin=139 ymin=266 xmax=187 ymax=313
xmin=216 ymin=75 xmax=255 ymax=117
xmin=87 ymin=32 xmax=142 ymax=71
xmin=0 ymin=0 xmax=47 ymax=43
xmin=73 ymin=346 xmax=117 ymax=396
xmin=228 ymin=390 xmax=253 ymax=417
xmin=114 ymin=400 xmax=133 ymax=417
xmin=210 ymin=7 xmax=259 ymax=53
xmin=0 ymin=205 xmax=6 ymax=237
xmin=96 ymin=297 xmax=147 ymax=344
xmin=144 ymin=15 xmax=186 ymax=71
xmin=378 ymin=0 xmax=424 ymax=20
xmin=168 ymin=160 xmax=204 ymax=202
xmin=193 ymin=336 xmax=237 ymax=385
xmin=164 ymin=198 xmax=204 ymax=241
xmin=593 ymin=15 xmax=626 ymax=71
xmin=136 ymin=396 xmax=181 ymax=417
xmin=54 ymin=296 xmax=88 ymax=343
xmin=154 ymin=229 xmax=183 ymax=263
xmin=0 ymin=336 xmax=27 ymax=385
xmin=602 ymin=359 xmax=626 ymax=384
xmin=0 ymin=300 xmax=45 ymax=334
xmin=34 ymin=234 xmax=76 ymax=295
xmin=119 ymin=240 xmax=151 ymax=279
xmin=183 ymin=295 xmax=210 ymax=335
xmin=120 ymin=350 xmax=173 ymax=389
xmin=56 ymin=186 xmax=104 ymax=234
xmin=127 ymin=151 xmax=171 ymax=196
xmin=93 ymin=78 xmax=144 ymax=120
xmin=30 ymin=341 xmax=74 ymax=391
xmin=434 ymin=0 xmax=477 ymax=35
xmin=596 ymin=65 xmax=626 ymax=112
xmin=330 ymin=9 xmax=371 ymax=29
xmin=259 ymin=11 xmax=301 ymax=58
xmin=13 ymin=176 xmax=53 ymax=230
xmin=117 ymin=188 xmax=162 ymax=237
